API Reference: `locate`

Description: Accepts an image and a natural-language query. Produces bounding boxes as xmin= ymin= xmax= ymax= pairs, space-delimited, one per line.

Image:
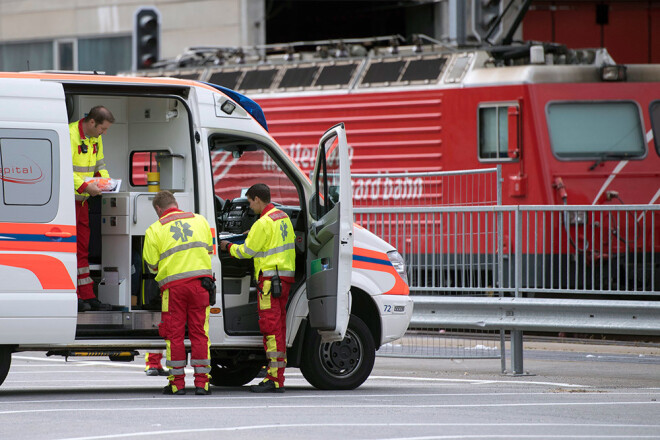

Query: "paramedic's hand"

xmin=220 ymin=240 xmax=230 ymax=252
xmin=86 ymin=182 xmax=102 ymax=197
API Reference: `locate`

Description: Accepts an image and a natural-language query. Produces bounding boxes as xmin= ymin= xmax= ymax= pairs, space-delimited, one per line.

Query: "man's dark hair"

xmin=246 ymin=183 xmax=271 ymax=203
xmin=152 ymin=190 xmax=178 ymax=210
xmin=85 ymin=106 xmax=116 ymax=125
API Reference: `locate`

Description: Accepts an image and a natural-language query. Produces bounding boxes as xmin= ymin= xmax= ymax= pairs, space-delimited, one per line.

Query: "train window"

xmin=478 ymin=105 xmax=511 ymax=161
xmin=130 ymin=151 xmax=162 ymax=186
xmin=547 ymin=101 xmax=645 ymax=159
xmin=650 ymin=100 xmax=660 ymax=156
xmin=208 ymin=70 xmax=243 ymax=89
xmin=238 ymin=69 xmax=278 ymax=91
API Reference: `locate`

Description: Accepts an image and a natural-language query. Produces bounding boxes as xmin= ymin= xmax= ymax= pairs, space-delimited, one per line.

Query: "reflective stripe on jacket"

xmin=229 ymin=204 xmax=295 ymax=280
xmin=143 ymin=208 xmax=214 ymax=290
xmin=69 ymin=120 xmax=109 ymax=201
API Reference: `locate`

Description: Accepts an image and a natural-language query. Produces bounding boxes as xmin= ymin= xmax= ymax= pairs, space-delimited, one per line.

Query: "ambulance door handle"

xmin=45 ymin=231 xmax=73 ymax=238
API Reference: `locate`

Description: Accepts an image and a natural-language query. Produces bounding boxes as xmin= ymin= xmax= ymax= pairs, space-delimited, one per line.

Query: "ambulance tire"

xmin=300 ymin=314 xmax=375 ymax=390
xmin=0 ymin=346 xmax=11 ymax=387
xmin=209 ymin=362 xmax=262 ymax=387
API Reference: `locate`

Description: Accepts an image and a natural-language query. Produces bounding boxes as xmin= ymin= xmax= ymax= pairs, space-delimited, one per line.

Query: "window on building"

xmin=547 ymin=101 xmax=645 ymax=159
xmin=0 ymin=35 xmax=131 ymax=74
xmin=0 ymin=41 xmax=53 ymax=71
xmin=478 ymin=104 xmax=512 ymax=161
xmin=78 ymin=36 xmax=131 ymax=75
xmin=56 ymin=40 xmax=76 ymax=71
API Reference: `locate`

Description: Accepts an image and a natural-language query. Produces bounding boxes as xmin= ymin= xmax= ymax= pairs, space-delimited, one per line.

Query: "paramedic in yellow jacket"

xmin=143 ymin=191 xmax=215 ymax=396
xmin=220 ymin=183 xmax=295 ymax=393
xmin=69 ymin=106 xmax=114 ymax=312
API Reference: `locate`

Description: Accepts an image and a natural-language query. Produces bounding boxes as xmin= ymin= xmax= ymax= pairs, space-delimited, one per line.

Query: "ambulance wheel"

xmin=300 ymin=314 xmax=375 ymax=390
xmin=0 ymin=346 xmax=11 ymax=387
xmin=209 ymin=362 xmax=262 ymax=387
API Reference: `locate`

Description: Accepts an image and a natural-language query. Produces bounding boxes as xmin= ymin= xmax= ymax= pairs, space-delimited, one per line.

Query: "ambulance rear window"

xmin=0 ymin=129 xmax=59 ymax=222
xmin=547 ymin=101 xmax=645 ymax=159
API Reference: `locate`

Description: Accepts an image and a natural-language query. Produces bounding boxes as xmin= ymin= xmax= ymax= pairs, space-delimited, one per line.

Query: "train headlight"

xmin=601 ymin=65 xmax=626 ymax=81
xmin=387 ymin=250 xmax=408 ymax=285
xmin=567 ymin=211 xmax=587 ymax=225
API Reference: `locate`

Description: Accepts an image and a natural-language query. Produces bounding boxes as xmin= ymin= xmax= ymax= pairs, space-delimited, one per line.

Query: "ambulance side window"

xmin=209 ymin=141 xmax=300 ymax=208
xmin=0 ymin=129 xmax=59 ymax=222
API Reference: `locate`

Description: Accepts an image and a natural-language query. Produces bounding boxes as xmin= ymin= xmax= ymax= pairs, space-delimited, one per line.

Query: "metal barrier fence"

xmin=355 ymin=204 xmax=660 ymax=298
xmin=355 ymin=175 xmax=660 ymax=369
xmin=351 ymin=168 xmax=501 ymax=208
xmin=355 ymin=168 xmax=505 ymax=360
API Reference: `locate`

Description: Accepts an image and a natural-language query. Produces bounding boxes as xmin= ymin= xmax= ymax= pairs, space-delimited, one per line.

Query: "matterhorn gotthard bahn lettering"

xmin=263 ymin=143 xmax=424 ymax=202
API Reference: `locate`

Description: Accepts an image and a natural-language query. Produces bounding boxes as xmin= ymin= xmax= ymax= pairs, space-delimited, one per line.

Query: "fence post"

xmin=511 ymin=206 xmax=526 ymax=375
xmin=497 ymin=165 xmax=507 ymax=373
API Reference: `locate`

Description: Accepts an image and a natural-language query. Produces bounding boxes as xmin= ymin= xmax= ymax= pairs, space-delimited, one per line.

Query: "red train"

xmin=132 ymin=38 xmax=660 ymax=293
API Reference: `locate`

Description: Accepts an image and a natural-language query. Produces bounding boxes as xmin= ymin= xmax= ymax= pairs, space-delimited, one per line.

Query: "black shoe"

xmin=146 ymin=368 xmax=170 ymax=377
xmin=162 ymin=384 xmax=185 ymax=395
xmin=250 ymin=380 xmax=284 ymax=393
xmin=84 ymin=298 xmax=112 ymax=311
xmin=256 ymin=366 xmax=267 ymax=378
xmin=78 ymin=299 xmax=91 ymax=312
xmin=195 ymin=387 xmax=211 ymax=395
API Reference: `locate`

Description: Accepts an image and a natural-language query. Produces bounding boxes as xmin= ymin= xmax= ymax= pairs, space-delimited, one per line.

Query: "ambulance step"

xmin=46 ymin=350 xmax=139 ymax=362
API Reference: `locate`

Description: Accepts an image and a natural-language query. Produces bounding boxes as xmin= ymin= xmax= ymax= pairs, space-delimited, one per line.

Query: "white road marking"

xmin=0 ymin=401 xmax=658 ymax=416
xmin=47 ymin=423 xmax=660 ymax=440
xmin=10 ymin=356 xmax=588 ymax=388
xmin=1 ymin=391 xmax=656 ymax=406
xmin=368 ymin=375 xmax=588 ymax=388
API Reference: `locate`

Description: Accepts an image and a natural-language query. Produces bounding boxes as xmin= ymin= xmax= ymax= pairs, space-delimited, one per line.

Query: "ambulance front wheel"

xmin=300 ymin=314 xmax=375 ymax=390
xmin=0 ymin=345 xmax=11 ymax=387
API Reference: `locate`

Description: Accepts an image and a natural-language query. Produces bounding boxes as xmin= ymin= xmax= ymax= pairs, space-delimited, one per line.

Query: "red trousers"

xmin=160 ymin=279 xmax=211 ymax=391
xmin=145 ymin=352 xmax=163 ymax=370
xmin=257 ymin=278 xmax=291 ymax=388
xmin=75 ymin=201 xmax=95 ymax=300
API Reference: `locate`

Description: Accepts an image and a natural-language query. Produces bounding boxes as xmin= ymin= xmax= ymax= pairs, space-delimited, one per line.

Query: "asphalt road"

xmin=1 ymin=342 xmax=659 ymax=440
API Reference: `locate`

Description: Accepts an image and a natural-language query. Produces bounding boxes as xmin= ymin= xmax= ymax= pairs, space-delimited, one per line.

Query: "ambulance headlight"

xmin=387 ymin=250 xmax=408 ymax=285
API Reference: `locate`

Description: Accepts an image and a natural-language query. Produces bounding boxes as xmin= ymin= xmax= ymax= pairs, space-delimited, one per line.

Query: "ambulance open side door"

xmin=306 ymin=123 xmax=353 ymax=342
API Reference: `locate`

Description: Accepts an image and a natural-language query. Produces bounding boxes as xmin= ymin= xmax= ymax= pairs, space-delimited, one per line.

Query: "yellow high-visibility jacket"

xmin=229 ymin=204 xmax=295 ymax=280
xmin=143 ymin=208 xmax=214 ymax=290
xmin=69 ymin=120 xmax=109 ymax=201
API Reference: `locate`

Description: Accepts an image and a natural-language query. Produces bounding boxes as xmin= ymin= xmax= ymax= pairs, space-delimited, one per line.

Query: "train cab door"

xmin=306 ymin=123 xmax=354 ymax=342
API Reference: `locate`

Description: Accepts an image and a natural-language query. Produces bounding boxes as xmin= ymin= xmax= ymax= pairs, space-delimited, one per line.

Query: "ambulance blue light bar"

xmin=202 ymin=82 xmax=269 ymax=131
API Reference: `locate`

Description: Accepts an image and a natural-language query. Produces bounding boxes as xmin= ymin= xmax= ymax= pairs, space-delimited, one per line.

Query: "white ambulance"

xmin=0 ymin=72 xmax=412 ymax=390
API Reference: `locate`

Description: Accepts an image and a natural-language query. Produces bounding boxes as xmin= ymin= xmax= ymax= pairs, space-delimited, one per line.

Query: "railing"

xmin=355 ymin=168 xmax=505 ymax=361
xmin=354 ymin=170 xmax=660 ymax=372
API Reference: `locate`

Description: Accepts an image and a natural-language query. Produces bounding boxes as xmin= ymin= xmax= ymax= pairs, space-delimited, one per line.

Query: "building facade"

xmin=0 ymin=0 xmax=264 ymax=74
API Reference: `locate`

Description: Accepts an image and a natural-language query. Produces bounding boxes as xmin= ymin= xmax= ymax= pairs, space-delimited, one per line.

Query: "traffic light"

xmin=133 ymin=7 xmax=160 ymax=70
